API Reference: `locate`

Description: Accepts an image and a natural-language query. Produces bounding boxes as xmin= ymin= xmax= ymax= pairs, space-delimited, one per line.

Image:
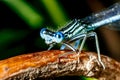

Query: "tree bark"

xmin=0 ymin=50 xmax=120 ymax=80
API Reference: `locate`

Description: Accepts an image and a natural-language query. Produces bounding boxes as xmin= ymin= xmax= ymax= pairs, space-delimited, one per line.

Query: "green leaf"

xmin=79 ymin=76 xmax=98 ymax=80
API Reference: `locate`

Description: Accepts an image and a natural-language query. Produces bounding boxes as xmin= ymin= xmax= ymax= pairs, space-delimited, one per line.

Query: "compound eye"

xmin=40 ymin=28 xmax=47 ymax=39
xmin=54 ymin=32 xmax=64 ymax=43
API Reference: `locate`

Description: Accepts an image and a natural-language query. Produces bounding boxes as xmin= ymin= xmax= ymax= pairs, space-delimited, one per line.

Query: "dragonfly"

xmin=40 ymin=2 xmax=120 ymax=69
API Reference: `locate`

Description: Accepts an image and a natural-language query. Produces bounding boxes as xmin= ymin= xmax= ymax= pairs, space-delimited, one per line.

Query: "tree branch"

xmin=0 ymin=50 xmax=120 ymax=80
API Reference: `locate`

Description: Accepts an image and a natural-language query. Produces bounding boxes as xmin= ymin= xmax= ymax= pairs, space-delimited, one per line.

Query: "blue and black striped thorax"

xmin=59 ymin=19 xmax=93 ymax=41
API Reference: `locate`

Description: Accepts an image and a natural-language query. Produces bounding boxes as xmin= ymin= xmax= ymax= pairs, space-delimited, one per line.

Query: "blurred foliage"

xmin=0 ymin=0 xmax=118 ymax=79
xmin=3 ymin=0 xmax=43 ymax=29
xmin=1 ymin=0 xmax=90 ymax=59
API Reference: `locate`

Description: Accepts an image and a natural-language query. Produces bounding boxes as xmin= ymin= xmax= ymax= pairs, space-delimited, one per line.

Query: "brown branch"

xmin=0 ymin=50 xmax=120 ymax=80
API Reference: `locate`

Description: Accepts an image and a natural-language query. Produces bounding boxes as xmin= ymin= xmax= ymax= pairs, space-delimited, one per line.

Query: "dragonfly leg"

xmin=48 ymin=44 xmax=54 ymax=50
xmin=59 ymin=42 xmax=77 ymax=57
xmin=58 ymin=43 xmax=77 ymax=62
xmin=77 ymin=34 xmax=87 ymax=63
xmin=89 ymin=32 xmax=105 ymax=69
xmin=60 ymin=39 xmax=81 ymax=50
xmin=61 ymin=42 xmax=76 ymax=52
xmin=73 ymin=40 xmax=81 ymax=50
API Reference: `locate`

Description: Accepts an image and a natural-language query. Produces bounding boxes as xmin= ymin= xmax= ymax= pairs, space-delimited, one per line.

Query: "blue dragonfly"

xmin=40 ymin=2 xmax=120 ymax=69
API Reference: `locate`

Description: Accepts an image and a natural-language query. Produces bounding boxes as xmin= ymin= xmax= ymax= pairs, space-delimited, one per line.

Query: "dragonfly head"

xmin=40 ymin=28 xmax=64 ymax=45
